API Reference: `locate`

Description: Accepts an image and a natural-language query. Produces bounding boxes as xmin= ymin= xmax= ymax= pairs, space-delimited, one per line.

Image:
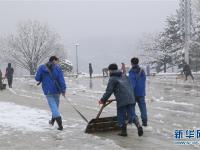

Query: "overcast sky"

xmin=0 ymin=0 xmax=179 ymax=73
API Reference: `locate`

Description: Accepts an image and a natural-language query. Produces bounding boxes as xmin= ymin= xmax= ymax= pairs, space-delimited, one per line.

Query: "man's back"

xmin=35 ymin=63 xmax=66 ymax=95
xmin=101 ymin=70 xmax=135 ymax=108
xmin=129 ymin=65 xmax=146 ymax=97
xmin=6 ymin=67 xmax=14 ymax=78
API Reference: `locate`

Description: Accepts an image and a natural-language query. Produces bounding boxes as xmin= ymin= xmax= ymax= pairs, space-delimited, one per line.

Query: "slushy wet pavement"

xmin=0 ymin=76 xmax=199 ymax=150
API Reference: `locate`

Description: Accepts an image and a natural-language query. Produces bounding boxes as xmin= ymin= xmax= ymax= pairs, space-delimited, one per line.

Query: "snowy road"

xmin=0 ymin=76 xmax=199 ymax=150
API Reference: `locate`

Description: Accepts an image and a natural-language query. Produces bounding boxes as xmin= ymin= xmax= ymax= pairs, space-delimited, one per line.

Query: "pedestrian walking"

xmin=129 ymin=57 xmax=148 ymax=127
xmin=146 ymin=65 xmax=150 ymax=76
xmin=121 ymin=62 xmax=126 ymax=76
xmin=183 ymin=62 xmax=194 ymax=81
xmin=0 ymin=69 xmax=3 ymax=90
xmin=35 ymin=56 xmax=67 ymax=130
xmin=89 ymin=63 xmax=93 ymax=78
xmin=102 ymin=68 xmax=108 ymax=77
xmin=5 ymin=63 xmax=14 ymax=88
xmin=99 ymin=63 xmax=143 ymax=137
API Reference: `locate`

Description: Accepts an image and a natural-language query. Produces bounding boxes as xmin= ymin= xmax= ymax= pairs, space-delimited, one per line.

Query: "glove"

xmin=98 ymin=100 xmax=104 ymax=105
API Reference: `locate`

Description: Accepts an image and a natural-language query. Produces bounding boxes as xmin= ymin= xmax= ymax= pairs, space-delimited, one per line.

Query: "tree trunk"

xmin=29 ymin=63 xmax=36 ymax=75
xmin=30 ymin=69 xmax=36 ymax=75
xmin=164 ymin=63 xmax=167 ymax=73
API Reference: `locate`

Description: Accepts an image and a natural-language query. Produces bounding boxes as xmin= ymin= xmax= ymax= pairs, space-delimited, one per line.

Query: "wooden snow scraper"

xmin=85 ymin=99 xmax=120 ymax=133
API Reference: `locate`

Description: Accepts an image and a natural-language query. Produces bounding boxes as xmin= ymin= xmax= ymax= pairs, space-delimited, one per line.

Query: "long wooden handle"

xmin=96 ymin=99 xmax=116 ymax=119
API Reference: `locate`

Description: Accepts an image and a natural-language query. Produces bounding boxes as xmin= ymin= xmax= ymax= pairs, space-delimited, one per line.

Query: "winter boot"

xmin=118 ymin=125 xmax=127 ymax=137
xmin=55 ymin=116 xmax=63 ymax=130
xmin=49 ymin=117 xmax=55 ymax=126
xmin=137 ymin=126 xmax=143 ymax=136
xmin=134 ymin=118 xmax=143 ymax=136
xmin=142 ymin=122 xmax=148 ymax=127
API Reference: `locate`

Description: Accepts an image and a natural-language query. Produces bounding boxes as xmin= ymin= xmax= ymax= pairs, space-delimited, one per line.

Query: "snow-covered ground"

xmin=0 ymin=76 xmax=199 ymax=149
xmin=0 ymin=101 xmax=50 ymax=132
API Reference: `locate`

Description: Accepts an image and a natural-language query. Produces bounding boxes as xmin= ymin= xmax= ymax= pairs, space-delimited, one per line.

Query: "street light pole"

xmin=180 ymin=0 xmax=191 ymax=64
xmin=75 ymin=43 xmax=79 ymax=75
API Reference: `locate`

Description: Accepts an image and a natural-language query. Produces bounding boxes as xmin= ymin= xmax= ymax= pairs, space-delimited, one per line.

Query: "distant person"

xmin=0 ymin=69 xmax=3 ymax=90
xmin=102 ymin=68 xmax=109 ymax=77
xmin=89 ymin=63 xmax=93 ymax=78
xmin=5 ymin=63 xmax=14 ymax=88
xmin=129 ymin=57 xmax=148 ymax=127
xmin=183 ymin=62 xmax=194 ymax=81
xmin=35 ymin=56 xmax=67 ymax=130
xmin=99 ymin=63 xmax=143 ymax=137
xmin=121 ymin=62 xmax=126 ymax=75
xmin=146 ymin=65 xmax=150 ymax=76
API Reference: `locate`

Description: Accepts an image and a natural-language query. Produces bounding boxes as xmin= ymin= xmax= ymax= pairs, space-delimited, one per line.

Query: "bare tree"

xmin=2 ymin=20 xmax=64 ymax=75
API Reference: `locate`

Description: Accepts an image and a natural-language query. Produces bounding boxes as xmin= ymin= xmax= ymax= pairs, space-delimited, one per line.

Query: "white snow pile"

xmin=0 ymin=102 xmax=50 ymax=132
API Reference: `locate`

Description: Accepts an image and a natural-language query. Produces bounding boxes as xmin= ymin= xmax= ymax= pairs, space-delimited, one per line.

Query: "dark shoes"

xmin=118 ymin=124 xmax=143 ymax=137
xmin=55 ymin=116 xmax=63 ymax=130
xmin=135 ymin=118 xmax=143 ymax=136
xmin=138 ymin=126 xmax=143 ymax=136
xmin=142 ymin=122 xmax=148 ymax=127
xmin=118 ymin=132 xmax=127 ymax=137
xmin=49 ymin=117 xmax=55 ymax=126
xmin=118 ymin=125 xmax=127 ymax=137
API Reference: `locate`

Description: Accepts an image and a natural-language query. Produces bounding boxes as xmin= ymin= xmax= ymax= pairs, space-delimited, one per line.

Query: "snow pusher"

xmin=85 ymin=99 xmax=120 ymax=133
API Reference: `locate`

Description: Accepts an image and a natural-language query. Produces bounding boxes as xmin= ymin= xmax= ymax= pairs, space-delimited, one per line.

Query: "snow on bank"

xmin=0 ymin=102 xmax=50 ymax=132
xmin=0 ymin=102 xmax=124 ymax=150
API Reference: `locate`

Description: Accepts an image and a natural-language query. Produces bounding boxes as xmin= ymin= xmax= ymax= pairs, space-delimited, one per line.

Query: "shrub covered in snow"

xmin=59 ymin=59 xmax=73 ymax=73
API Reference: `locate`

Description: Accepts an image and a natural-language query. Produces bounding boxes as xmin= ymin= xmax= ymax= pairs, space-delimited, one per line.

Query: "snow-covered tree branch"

xmin=139 ymin=12 xmax=185 ymax=73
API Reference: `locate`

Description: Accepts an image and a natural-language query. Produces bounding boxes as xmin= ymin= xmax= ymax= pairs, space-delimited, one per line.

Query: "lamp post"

xmin=75 ymin=43 xmax=79 ymax=75
xmin=180 ymin=0 xmax=191 ymax=64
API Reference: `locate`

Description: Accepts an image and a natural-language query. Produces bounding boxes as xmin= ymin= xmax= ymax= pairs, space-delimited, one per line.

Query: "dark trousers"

xmin=135 ymin=96 xmax=148 ymax=124
xmin=7 ymin=77 xmax=13 ymax=88
xmin=89 ymin=73 xmax=92 ymax=78
xmin=117 ymin=104 xmax=136 ymax=127
xmin=185 ymin=73 xmax=194 ymax=80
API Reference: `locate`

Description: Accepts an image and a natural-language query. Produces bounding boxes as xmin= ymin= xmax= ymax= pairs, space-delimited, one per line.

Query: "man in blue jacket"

xmin=99 ymin=64 xmax=143 ymax=137
xmin=35 ymin=56 xmax=66 ymax=130
xmin=129 ymin=57 xmax=148 ymax=126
